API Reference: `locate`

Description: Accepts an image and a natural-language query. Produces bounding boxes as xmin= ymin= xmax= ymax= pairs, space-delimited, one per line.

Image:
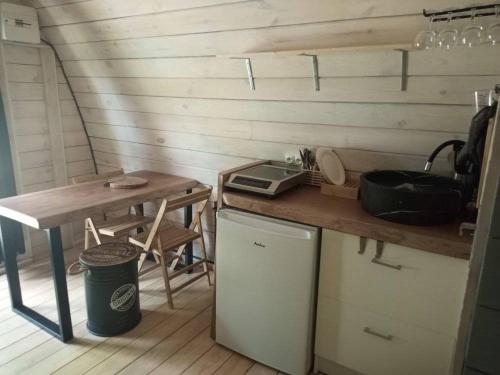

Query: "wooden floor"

xmin=0 ymin=246 xmax=281 ymax=375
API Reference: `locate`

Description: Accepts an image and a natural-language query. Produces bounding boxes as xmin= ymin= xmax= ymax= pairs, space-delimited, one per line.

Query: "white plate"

xmin=316 ymin=148 xmax=346 ymax=185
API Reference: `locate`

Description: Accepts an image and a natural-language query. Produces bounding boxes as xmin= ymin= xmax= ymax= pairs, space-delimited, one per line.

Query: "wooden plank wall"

xmin=32 ymin=0 xmax=500 ymax=258
xmin=4 ymin=43 xmax=94 ymax=256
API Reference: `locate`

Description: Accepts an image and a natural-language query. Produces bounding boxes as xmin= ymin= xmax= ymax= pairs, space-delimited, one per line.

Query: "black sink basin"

xmin=360 ymin=170 xmax=464 ymax=226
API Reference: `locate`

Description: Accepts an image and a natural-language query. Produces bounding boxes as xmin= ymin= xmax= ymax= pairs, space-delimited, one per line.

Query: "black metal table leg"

xmin=46 ymin=227 xmax=73 ymax=341
xmin=184 ymin=188 xmax=193 ymax=270
xmin=1 ymin=218 xmax=24 ymax=308
xmin=0 ymin=221 xmax=73 ymax=342
xmin=136 ymin=203 xmax=145 ymax=233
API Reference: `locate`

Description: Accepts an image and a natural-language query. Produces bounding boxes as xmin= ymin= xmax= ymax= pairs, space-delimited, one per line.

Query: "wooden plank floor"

xmin=0 ymin=246 xmax=281 ymax=375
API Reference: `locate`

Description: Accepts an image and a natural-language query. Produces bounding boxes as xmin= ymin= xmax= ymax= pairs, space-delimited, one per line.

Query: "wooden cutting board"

xmin=107 ymin=176 xmax=149 ymax=189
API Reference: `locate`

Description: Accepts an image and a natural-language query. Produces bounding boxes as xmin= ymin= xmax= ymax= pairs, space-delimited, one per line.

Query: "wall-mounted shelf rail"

xmin=423 ymin=3 xmax=500 ymax=22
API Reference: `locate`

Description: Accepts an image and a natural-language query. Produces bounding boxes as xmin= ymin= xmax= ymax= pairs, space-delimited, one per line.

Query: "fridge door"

xmin=215 ymin=209 xmax=318 ymax=375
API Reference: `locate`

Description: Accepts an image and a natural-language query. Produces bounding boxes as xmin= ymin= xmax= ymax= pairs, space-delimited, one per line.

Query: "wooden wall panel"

xmin=4 ymin=44 xmax=41 ymax=64
xmin=6 ymin=64 xmax=43 ymax=82
xmin=75 ymin=93 xmax=473 ymax=133
xmin=40 ymin=0 xmax=480 ymax=44
xmin=54 ymin=17 xmax=424 ymax=60
xmin=35 ymin=0 xmax=500 ymax=259
xmin=3 ymin=43 xmax=95 ymax=255
xmin=13 ymin=116 xmax=49 ymax=136
xmin=67 ymin=75 xmax=500 ymax=105
xmin=18 ymin=150 xmax=53 ymax=169
xmin=37 ymin=0 xmax=479 ymax=27
xmin=86 ymin=122 xmax=463 ymax=159
xmin=36 ymin=0 xmax=244 ymax=25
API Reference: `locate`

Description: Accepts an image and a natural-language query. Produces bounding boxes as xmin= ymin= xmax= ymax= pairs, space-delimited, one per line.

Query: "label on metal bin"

xmin=110 ymin=283 xmax=137 ymax=312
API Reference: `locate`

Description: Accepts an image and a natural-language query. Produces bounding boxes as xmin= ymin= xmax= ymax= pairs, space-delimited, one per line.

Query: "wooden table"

xmin=0 ymin=170 xmax=197 ymax=342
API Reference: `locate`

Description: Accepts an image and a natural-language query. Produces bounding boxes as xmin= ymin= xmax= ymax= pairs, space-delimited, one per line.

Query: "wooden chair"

xmin=72 ymin=169 xmax=154 ymax=249
xmin=129 ymin=184 xmax=212 ymax=308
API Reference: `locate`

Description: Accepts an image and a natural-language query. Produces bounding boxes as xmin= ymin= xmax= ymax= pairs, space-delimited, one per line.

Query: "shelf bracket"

xmin=301 ymin=54 xmax=320 ymax=91
xmin=230 ymin=57 xmax=255 ymax=91
xmin=397 ymin=49 xmax=409 ymax=92
xmin=245 ymin=58 xmax=255 ymax=91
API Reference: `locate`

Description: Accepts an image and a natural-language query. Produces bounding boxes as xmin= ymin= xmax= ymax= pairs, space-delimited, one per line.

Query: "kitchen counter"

xmin=223 ymin=185 xmax=472 ymax=259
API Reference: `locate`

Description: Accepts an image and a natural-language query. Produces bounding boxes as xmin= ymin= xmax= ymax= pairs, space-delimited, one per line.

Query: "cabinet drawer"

xmin=315 ymin=297 xmax=455 ymax=375
xmin=319 ymin=229 xmax=468 ymax=336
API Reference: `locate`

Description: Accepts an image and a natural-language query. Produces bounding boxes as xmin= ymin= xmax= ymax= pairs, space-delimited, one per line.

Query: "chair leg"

xmin=152 ymin=250 xmax=161 ymax=265
xmin=87 ymin=219 xmax=102 ymax=246
xmin=160 ymin=252 xmax=174 ymax=309
xmin=156 ymin=237 xmax=174 ymax=309
xmin=168 ymin=243 xmax=187 ymax=273
xmin=198 ymin=231 xmax=212 ymax=286
xmin=137 ymin=251 xmax=147 ymax=272
xmin=84 ymin=224 xmax=90 ymax=250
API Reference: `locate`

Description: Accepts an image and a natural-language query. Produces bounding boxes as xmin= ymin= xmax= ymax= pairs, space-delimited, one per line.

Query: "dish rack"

xmin=302 ymin=168 xmax=359 ymax=200
xmin=320 ymin=180 xmax=359 ymax=200
xmin=303 ymin=169 xmax=325 ymax=187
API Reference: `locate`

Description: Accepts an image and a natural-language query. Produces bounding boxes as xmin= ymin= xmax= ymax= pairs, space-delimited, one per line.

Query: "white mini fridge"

xmin=215 ymin=209 xmax=319 ymax=375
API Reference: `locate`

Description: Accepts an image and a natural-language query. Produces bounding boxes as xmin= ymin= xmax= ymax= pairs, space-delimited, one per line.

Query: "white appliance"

xmin=216 ymin=209 xmax=318 ymax=375
xmin=0 ymin=3 xmax=40 ymax=44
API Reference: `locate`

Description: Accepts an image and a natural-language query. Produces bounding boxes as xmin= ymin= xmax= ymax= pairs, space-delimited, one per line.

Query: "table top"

xmin=0 ymin=170 xmax=198 ymax=229
xmin=223 ymin=185 xmax=472 ymax=259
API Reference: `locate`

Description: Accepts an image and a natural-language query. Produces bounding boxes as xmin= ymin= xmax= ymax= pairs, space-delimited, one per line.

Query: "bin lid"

xmin=79 ymin=242 xmax=139 ymax=268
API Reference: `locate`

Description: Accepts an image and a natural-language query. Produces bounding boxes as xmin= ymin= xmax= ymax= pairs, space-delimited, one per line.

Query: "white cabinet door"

xmin=318 ymin=229 xmax=468 ymax=336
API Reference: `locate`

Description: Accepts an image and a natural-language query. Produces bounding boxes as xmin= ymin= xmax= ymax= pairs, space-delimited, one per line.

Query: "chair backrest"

xmin=165 ymin=185 xmax=213 ymax=213
xmin=71 ymin=169 xmax=124 ymax=184
xmin=138 ymin=185 xmax=213 ymax=252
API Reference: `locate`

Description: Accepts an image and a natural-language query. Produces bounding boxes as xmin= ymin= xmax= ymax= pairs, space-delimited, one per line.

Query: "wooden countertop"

xmin=0 ymin=170 xmax=197 ymax=229
xmin=223 ymin=185 xmax=472 ymax=260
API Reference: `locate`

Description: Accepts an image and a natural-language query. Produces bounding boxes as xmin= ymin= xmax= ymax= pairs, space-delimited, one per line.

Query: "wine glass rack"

xmin=423 ymin=3 xmax=500 ymax=22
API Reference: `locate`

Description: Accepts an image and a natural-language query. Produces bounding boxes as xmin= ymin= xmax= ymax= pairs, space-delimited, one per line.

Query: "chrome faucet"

xmin=425 ymin=140 xmax=465 ymax=175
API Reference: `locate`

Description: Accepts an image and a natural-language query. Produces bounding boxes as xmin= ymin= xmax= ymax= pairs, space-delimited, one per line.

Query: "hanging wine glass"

xmin=437 ymin=12 xmax=459 ymax=49
xmin=487 ymin=6 xmax=500 ymax=45
xmin=415 ymin=16 xmax=437 ymax=49
xmin=460 ymin=8 xmax=485 ymax=47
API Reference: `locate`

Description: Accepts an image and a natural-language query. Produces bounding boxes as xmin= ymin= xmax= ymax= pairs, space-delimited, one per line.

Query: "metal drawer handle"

xmin=371 ymin=258 xmax=403 ymax=270
xmin=363 ymin=327 xmax=394 ymax=341
xmin=371 ymin=240 xmax=402 ymax=270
